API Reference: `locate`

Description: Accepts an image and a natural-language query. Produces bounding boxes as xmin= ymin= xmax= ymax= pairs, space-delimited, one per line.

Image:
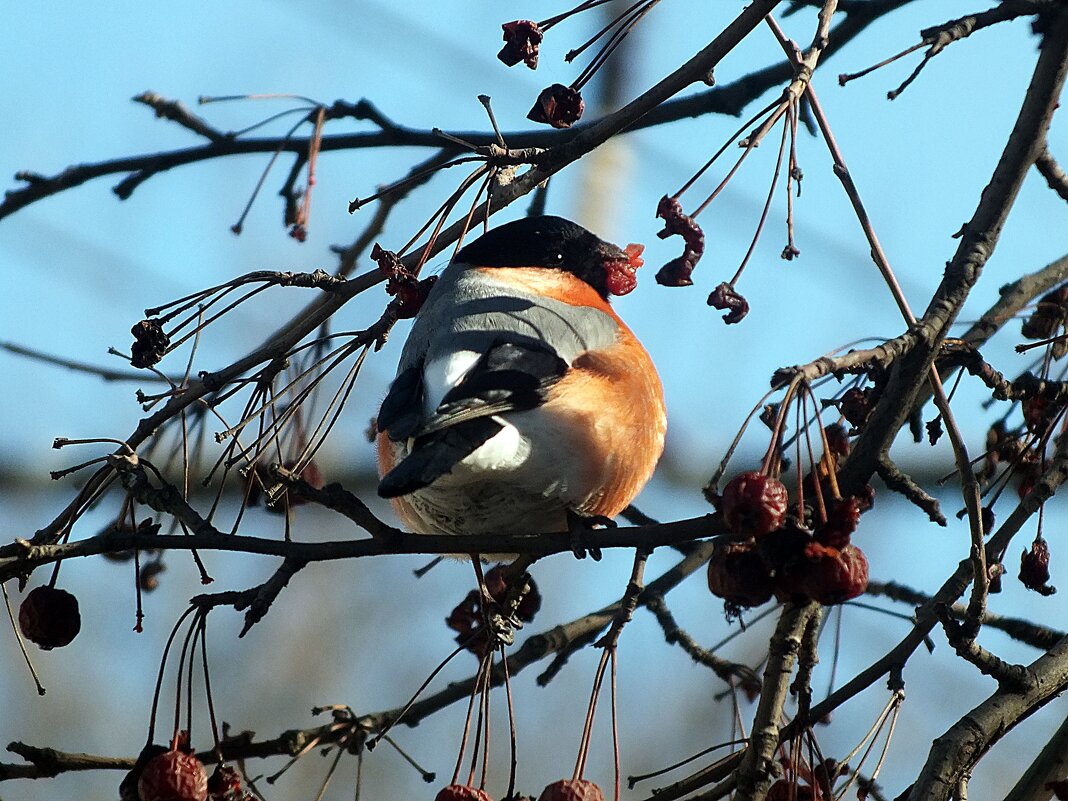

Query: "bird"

xmin=375 ymin=215 xmax=666 ymax=549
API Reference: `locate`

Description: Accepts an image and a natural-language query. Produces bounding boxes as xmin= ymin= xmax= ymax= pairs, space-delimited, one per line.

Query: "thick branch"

xmin=838 ymin=8 xmax=1068 ymax=495
xmin=906 ymin=632 xmax=1068 ymax=801
xmin=733 ymin=602 xmax=821 ymax=801
xmin=0 ymin=515 xmax=722 ymax=583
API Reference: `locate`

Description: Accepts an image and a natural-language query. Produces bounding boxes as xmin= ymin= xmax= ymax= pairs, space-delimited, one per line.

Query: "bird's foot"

xmin=566 ymin=510 xmax=615 ymax=560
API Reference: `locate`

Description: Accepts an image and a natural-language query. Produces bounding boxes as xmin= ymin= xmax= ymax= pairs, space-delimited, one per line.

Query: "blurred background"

xmin=2 ymin=1 xmax=1067 ymax=799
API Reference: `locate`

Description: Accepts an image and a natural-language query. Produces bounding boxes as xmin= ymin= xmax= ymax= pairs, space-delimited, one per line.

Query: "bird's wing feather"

xmin=377 ymin=339 xmax=568 ymax=498
xmin=417 ymin=340 xmax=567 ymax=436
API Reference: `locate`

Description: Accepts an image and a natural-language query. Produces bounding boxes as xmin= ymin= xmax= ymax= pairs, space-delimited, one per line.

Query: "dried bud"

xmin=18 ymin=585 xmax=81 ymax=650
xmin=707 ymin=282 xmax=749 ymax=324
xmin=527 ymin=84 xmax=584 ymax=129
xmin=131 ymin=319 xmax=170 ymax=369
xmin=654 ymin=195 xmax=704 ymax=287
xmin=720 ymin=471 xmax=788 ymax=536
xmin=537 ymin=779 xmax=605 ymax=801
xmin=1020 ymin=537 xmax=1056 ymax=596
xmin=498 ymin=20 xmax=543 ymax=69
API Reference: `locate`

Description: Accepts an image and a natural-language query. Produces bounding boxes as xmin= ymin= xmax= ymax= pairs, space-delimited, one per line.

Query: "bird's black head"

xmin=454 ymin=215 xmax=641 ymax=299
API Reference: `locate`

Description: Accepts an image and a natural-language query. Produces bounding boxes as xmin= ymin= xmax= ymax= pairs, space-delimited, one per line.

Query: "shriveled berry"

xmin=838 ymin=388 xmax=872 ymax=429
xmin=207 ymin=764 xmax=249 ymax=801
xmin=707 ymin=282 xmax=749 ymax=325
xmin=18 ymin=586 xmax=81 ymax=650
xmin=372 ymin=243 xmax=438 ymax=319
xmin=1023 ymin=395 xmax=1064 ymax=435
xmin=1021 ymin=286 xmax=1068 ymax=340
xmin=131 ymin=319 xmax=170 ymax=369
xmin=720 ymin=471 xmax=788 ymax=536
xmin=1020 ymin=537 xmax=1056 ymax=596
xmin=789 ymin=543 xmax=869 ymax=605
xmin=654 ymin=196 xmax=703 ymax=287
xmin=483 ymin=565 xmax=541 ymax=623
xmin=537 ymin=779 xmax=605 ymax=801
xmin=498 ymin=20 xmax=543 ymax=69
xmin=435 ymin=784 xmax=494 ymax=801
xmin=823 ymin=423 xmax=850 ymax=459
xmin=138 ymin=747 xmax=208 ymax=801
xmin=814 ymin=497 xmax=861 ymax=549
xmin=120 ymin=743 xmax=168 ymax=801
xmin=527 ymin=84 xmax=584 ymax=129
xmin=707 ymin=542 xmax=774 ymax=608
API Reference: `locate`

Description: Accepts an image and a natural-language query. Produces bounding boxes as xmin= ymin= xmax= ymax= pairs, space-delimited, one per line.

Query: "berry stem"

xmin=2 ymin=581 xmax=46 ymax=695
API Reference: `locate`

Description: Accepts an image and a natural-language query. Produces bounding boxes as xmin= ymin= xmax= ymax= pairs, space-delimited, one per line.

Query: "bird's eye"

xmin=553 ymin=252 xmax=564 ymax=262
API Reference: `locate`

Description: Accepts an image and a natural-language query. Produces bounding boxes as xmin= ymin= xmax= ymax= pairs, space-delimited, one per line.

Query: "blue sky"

xmin=2 ymin=2 xmax=1067 ymax=800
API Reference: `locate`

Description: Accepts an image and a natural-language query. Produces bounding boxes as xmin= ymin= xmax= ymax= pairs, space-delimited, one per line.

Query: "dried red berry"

xmin=654 ymin=196 xmax=704 ymax=287
xmin=603 ymin=243 xmax=644 ymax=297
xmin=372 ymin=243 xmax=438 ymax=319
xmin=1023 ymin=395 xmax=1064 ymax=435
xmin=814 ymin=497 xmax=861 ymax=550
xmin=787 ymin=543 xmax=869 ymax=605
xmin=707 ymin=542 xmax=774 ymax=608
xmin=720 ymin=471 xmax=788 ymax=537
xmin=499 ymin=20 xmax=543 ymax=69
xmin=131 ymin=319 xmax=170 ymax=369
xmin=138 ymin=746 xmax=208 ymax=801
xmin=1020 ymin=537 xmax=1056 ymax=596
xmin=838 ymin=388 xmax=873 ymax=429
xmin=18 ymin=585 xmax=81 ymax=650
xmin=527 ymin=84 xmax=584 ymax=129
xmin=207 ymin=764 xmax=250 ymax=801
xmin=537 ymin=779 xmax=605 ymax=801
xmin=120 ymin=743 xmax=169 ymax=801
xmin=435 ymin=784 xmax=494 ymax=801
xmin=1021 ymin=286 xmax=1068 ymax=340
xmin=1016 ymin=453 xmax=1042 ymax=500
xmin=483 ymin=565 xmax=541 ymax=623
xmin=447 ymin=567 xmax=540 ymax=655
xmin=707 ymin=282 xmax=749 ymax=324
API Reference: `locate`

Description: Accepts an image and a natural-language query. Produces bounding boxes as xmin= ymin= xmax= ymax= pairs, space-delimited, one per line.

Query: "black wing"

xmin=377 ymin=340 xmax=568 ymax=498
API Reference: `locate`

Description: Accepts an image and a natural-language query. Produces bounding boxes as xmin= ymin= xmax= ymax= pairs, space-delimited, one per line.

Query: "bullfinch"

xmin=375 ymin=215 xmax=666 ymax=541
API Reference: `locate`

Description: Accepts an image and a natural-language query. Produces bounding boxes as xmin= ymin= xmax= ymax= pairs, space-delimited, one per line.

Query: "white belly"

xmin=390 ymin=410 xmax=590 ymax=536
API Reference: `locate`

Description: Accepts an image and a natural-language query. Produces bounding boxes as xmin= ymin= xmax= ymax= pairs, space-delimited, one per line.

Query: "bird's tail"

xmin=377 ymin=417 xmax=503 ymax=498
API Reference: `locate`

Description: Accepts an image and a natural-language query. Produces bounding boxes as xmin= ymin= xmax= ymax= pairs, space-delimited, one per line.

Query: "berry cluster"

xmin=446 ymin=566 xmax=541 ymax=656
xmin=707 ymin=472 xmax=870 ymax=612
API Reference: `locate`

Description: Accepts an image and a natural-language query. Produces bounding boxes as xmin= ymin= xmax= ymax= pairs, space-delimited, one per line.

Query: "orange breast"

xmin=542 ymin=329 xmax=666 ymax=519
